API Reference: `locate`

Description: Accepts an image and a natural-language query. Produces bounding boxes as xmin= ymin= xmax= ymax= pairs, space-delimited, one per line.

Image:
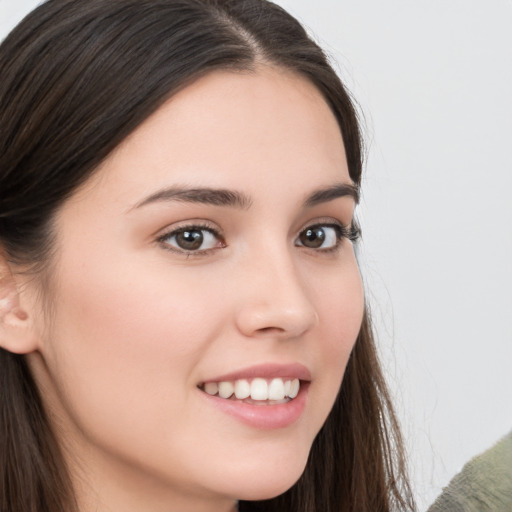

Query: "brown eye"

xmin=160 ymin=226 xmax=221 ymax=253
xmin=175 ymin=229 xmax=204 ymax=250
xmin=299 ymin=227 xmax=326 ymax=248
xmin=296 ymin=225 xmax=340 ymax=250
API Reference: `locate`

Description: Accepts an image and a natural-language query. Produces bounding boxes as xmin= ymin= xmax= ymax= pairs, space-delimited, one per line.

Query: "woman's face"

xmin=27 ymin=68 xmax=364 ymax=511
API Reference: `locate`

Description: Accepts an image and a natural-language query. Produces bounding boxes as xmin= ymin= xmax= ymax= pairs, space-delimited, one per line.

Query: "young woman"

xmin=0 ymin=1 xmax=416 ymax=511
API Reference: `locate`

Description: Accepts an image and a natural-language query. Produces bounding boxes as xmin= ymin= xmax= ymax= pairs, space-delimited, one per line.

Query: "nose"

xmin=234 ymin=247 xmax=319 ymax=340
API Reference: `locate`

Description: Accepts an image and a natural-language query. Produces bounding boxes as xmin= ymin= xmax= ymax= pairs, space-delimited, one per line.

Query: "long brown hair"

xmin=0 ymin=1 xmax=416 ymax=510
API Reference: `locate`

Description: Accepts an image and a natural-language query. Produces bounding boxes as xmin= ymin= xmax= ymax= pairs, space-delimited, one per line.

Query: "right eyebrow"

xmin=129 ymin=186 xmax=253 ymax=211
xmin=303 ymin=182 xmax=360 ymax=207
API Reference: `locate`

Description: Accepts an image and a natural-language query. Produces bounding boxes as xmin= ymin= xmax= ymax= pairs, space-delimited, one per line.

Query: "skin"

xmin=18 ymin=67 xmax=365 ymax=512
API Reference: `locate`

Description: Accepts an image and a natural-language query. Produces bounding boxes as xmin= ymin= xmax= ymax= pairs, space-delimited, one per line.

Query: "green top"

xmin=428 ymin=430 xmax=512 ymax=512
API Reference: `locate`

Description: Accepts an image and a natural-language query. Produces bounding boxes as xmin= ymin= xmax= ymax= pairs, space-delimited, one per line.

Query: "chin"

xmin=231 ymin=454 xmax=308 ymax=502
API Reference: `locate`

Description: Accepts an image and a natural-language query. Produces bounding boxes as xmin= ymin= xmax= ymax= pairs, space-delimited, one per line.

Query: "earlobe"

xmin=0 ymin=255 xmax=39 ymax=354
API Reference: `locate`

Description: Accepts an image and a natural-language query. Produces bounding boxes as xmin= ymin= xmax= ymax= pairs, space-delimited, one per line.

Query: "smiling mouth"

xmin=198 ymin=377 xmax=301 ymax=405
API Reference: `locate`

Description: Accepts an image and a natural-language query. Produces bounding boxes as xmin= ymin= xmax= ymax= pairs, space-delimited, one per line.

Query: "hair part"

xmin=0 ymin=1 xmax=414 ymax=511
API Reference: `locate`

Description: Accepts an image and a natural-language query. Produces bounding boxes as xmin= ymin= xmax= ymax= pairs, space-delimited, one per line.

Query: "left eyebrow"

xmin=130 ymin=186 xmax=252 ymax=211
xmin=303 ymin=182 xmax=359 ymax=207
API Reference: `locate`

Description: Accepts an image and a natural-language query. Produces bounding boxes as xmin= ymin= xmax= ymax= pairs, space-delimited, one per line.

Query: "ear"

xmin=0 ymin=252 xmax=39 ymax=354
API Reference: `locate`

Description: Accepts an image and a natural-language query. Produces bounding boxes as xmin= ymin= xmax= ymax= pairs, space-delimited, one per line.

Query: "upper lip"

xmin=201 ymin=363 xmax=312 ymax=384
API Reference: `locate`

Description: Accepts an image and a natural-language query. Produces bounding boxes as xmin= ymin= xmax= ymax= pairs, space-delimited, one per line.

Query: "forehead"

xmin=73 ymin=66 xmax=350 ymax=207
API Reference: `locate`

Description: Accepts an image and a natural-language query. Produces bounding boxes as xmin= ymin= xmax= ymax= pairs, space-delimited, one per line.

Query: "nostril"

xmin=256 ymin=326 xmax=285 ymax=334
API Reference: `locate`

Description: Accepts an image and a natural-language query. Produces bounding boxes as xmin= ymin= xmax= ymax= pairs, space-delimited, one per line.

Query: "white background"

xmin=1 ymin=1 xmax=511 ymax=510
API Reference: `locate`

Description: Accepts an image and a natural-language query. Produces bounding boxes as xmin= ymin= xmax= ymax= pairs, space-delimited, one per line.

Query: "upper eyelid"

xmin=155 ymin=220 xmax=223 ymax=239
xmin=297 ymin=217 xmax=350 ymax=233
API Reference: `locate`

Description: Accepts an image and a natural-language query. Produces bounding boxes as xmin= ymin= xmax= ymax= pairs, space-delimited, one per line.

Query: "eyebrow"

xmin=131 ymin=182 xmax=359 ymax=211
xmin=303 ymin=183 xmax=359 ymax=207
xmin=132 ymin=187 xmax=253 ymax=210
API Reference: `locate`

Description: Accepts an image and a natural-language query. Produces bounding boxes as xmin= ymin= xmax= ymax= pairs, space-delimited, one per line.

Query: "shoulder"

xmin=427 ymin=431 xmax=512 ymax=512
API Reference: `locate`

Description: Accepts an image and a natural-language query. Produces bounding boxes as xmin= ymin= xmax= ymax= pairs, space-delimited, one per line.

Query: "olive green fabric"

xmin=428 ymin=431 xmax=512 ymax=512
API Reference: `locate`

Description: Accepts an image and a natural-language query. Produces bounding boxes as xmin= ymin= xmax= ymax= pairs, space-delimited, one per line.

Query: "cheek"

xmin=324 ymin=279 xmax=364 ymax=358
xmin=42 ymin=253 xmax=227 ymax=445
xmin=57 ymin=247 xmax=223 ymax=344
xmin=316 ymin=255 xmax=364 ymax=349
xmin=309 ymin=257 xmax=364 ymax=409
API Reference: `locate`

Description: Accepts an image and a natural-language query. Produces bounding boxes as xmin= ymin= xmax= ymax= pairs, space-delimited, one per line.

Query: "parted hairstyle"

xmin=0 ymin=1 xmax=416 ymax=511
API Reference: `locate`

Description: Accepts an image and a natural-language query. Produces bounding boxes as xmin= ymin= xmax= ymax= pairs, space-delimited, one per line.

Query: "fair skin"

xmin=4 ymin=67 xmax=364 ymax=511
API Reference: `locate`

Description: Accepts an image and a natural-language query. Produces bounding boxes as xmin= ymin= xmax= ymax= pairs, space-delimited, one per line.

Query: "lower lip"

xmin=199 ymin=382 xmax=309 ymax=430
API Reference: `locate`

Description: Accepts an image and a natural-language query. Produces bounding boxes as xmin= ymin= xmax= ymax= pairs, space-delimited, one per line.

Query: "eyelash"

xmin=295 ymin=222 xmax=361 ymax=254
xmin=156 ymin=220 xmax=360 ymax=256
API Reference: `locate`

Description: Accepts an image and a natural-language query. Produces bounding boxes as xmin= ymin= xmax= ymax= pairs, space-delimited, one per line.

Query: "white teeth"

xmin=218 ymin=381 xmax=234 ymax=399
xmin=234 ymin=379 xmax=251 ymax=399
xmin=289 ymin=378 xmax=300 ymax=399
xmin=203 ymin=377 xmax=302 ymax=401
xmin=268 ymin=378 xmax=286 ymax=400
xmin=204 ymin=382 xmax=219 ymax=396
xmin=250 ymin=378 xmax=268 ymax=400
